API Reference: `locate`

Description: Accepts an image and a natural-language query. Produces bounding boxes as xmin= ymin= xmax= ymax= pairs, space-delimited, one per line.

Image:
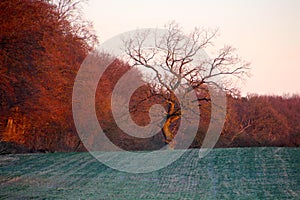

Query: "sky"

xmin=82 ymin=0 xmax=300 ymax=96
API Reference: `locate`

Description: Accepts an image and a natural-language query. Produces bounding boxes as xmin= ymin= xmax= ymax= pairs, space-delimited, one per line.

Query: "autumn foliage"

xmin=0 ymin=0 xmax=299 ymax=153
xmin=218 ymin=95 xmax=300 ymax=147
xmin=0 ymin=0 xmax=96 ymax=152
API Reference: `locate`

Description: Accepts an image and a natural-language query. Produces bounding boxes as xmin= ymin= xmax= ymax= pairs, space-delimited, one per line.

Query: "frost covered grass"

xmin=0 ymin=148 xmax=299 ymax=199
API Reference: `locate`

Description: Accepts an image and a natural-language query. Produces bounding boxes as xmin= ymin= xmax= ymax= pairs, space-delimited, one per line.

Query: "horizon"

xmin=82 ymin=0 xmax=300 ymax=96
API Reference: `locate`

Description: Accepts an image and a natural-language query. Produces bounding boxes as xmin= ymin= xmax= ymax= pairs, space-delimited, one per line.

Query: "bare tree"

xmin=48 ymin=0 xmax=97 ymax=48
xmin=123 ymin=22 xmax=250 ymax=146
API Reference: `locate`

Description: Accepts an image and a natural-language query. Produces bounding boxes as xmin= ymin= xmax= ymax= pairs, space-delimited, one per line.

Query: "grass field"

xmin=0 ymin=147 xmax=299 ymax=199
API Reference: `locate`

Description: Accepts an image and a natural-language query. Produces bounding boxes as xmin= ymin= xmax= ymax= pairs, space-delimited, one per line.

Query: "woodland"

xmin=0 ymin=0 xmax=299 ymax=153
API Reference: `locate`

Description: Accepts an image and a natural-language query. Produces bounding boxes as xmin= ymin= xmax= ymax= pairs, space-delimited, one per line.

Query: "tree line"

xmin=0 ymin=0 xmax=299 ymax=153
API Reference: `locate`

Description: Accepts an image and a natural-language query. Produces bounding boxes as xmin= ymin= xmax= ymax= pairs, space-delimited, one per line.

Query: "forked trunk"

xmin=163 ymin=115 xmax=180 ymax=144
xmin=162 ymin=99 xmax=180 ymax=145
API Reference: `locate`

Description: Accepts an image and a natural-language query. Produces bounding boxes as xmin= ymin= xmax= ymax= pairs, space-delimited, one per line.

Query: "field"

xmin=0 ymin=148 xmax=299 ymax=199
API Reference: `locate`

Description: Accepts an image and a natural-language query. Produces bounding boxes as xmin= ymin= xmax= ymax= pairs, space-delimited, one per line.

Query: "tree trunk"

xmin=163 ymin=115 xmax=180 ymax=143
xmin=162 ymin=100 xmax=180 ymax=145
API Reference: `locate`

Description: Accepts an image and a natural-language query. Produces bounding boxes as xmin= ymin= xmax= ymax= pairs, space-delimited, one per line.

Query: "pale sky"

xmin=82 ymin=0 xmax=300 ymax=96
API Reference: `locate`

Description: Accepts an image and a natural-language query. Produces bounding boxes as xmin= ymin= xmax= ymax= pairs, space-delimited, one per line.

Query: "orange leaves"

xmin=0 ymin=0 xmax=96 ymax=151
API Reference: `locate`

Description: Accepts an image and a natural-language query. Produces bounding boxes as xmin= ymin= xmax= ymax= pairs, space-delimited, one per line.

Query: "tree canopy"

xmin=0 ymin=0 xmax=97 ymax=151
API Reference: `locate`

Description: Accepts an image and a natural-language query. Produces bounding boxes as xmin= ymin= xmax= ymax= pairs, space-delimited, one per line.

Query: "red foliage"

xmin=0 ymin=0 xmax=96 ymax=152
xmin=0 ymin=0 xmax=299 ymax=152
